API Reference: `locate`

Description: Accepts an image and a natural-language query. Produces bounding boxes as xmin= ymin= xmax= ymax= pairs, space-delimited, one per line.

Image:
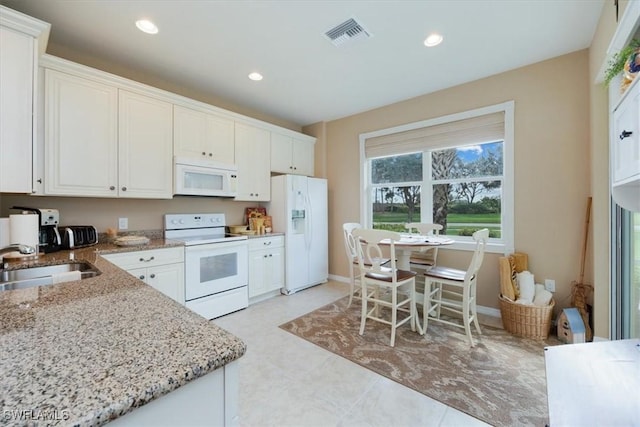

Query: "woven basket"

xmin=499 ymin=294 xmax=555 ymax=340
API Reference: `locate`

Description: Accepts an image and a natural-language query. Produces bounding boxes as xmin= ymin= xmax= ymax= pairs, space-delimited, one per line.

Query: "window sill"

xmin=443 ymin=240 xmax=511 ymax=255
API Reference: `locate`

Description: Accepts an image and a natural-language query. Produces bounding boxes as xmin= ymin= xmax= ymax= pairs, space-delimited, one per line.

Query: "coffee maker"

xmin=12 ymin=206 xmax=62 ymax=253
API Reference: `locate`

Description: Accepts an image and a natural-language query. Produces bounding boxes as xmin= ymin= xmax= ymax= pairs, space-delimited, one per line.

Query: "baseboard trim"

xmin=328 ymin=274 xmax=349 ymax=284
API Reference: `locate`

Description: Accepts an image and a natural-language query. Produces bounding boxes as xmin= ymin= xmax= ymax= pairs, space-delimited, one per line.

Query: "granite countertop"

xmin=0 ymin=238 xmax=246 ymax=426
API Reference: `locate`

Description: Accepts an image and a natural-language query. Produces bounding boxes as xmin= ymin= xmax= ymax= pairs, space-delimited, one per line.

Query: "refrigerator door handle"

xmin=304 ymin=193 xmax=312 ymax=250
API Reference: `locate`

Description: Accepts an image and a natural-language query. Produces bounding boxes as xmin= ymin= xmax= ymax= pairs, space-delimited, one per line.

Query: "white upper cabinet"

xmin=612 ymin=81 xmax=639 ymax=186
xmin=0 ymin=6 xmax=49 ymax=193
xmin=608 ymin=2 xmax=640 ymax=212
xmin=45 ymin=69 xmax=119 ymax=197
xmin=234 ymin=122 xmax=270 ymax=201
xmin=174 ymin=105 xmax=235 ymax=164
xmin=270 ymin=132 xmax=315 ymax=176
xmin=44 ymin=67 xmax=173 ymax=199
xmin=119 ymin=90 xmax=173 ymax=199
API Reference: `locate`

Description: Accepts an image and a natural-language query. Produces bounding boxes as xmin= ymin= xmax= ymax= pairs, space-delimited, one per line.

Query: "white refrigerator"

xmin=268 ymin=175 xmax=328 ymax=294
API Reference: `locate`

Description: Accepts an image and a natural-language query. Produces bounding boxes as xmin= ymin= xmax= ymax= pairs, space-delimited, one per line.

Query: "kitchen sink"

xmin=0 ymin=262 xmax=101 ymax=292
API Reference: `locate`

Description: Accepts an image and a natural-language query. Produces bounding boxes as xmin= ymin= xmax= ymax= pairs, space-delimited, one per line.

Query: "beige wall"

xmin=47 ymin=42 xmax=302 ymax=132
xmin=1 ymin=194 xmax=259 ymax=233
xmin=316 ymin=50 xmax=592 ymax=314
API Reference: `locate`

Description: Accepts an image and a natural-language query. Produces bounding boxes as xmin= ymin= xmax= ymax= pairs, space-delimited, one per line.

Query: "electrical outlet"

xmin=118 ymin=217 xmax=128 ymax=230
xmin=544 ymin=279 xmax=556 ymax=293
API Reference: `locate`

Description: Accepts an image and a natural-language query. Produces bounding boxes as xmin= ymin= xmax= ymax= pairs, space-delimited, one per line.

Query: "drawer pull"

xmin=264 ymin=241 xmax=272 ymax=245
xmin=619 ymin=130 xmax=633 ymax=140
xmin=139 ymin=256 xmax=155 ymax=262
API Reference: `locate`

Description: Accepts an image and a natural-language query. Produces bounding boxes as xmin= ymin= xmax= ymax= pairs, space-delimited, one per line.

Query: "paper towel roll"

xmin=9 ymin=214 xmax=39 ymax=249
xmin=0 ymin=218 xmax=10 ymax=247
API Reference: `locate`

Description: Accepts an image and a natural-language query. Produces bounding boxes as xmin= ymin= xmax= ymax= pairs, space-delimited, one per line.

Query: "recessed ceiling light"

xmin=424 ymin=33 xmax=443 ymax=47
xmin=248 ymin=72 xmax=263 ymax=81
xmin=136 ymin=19 xmax=158 ymax=34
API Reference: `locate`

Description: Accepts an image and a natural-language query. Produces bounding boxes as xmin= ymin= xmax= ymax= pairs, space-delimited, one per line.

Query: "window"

xmin=360 ymin=102 xmax=514 ymax=253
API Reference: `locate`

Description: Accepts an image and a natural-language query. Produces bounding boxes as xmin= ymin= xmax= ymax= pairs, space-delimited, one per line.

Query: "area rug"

xmin=279 ymin=297 xmax=559 ymax=427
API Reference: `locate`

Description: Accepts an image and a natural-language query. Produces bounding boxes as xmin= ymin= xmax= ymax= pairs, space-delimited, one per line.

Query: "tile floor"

xmin=213 ymin=281 xmax=494 ymax=427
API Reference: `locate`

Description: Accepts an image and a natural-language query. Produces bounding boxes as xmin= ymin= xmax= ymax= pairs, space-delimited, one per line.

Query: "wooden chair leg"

xmin=390 ymin=287 xmax=398 ymax=347
xmin=359 ymin=284 xmax=367 ymax=336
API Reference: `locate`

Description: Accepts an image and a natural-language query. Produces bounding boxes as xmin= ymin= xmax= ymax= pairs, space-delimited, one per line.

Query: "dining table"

xmin=380 ymin=233 xmax=454 ymax=271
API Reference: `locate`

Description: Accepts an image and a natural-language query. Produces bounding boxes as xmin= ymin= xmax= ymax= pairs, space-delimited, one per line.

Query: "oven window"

xmin=200 ymin=253 xmax=237 ymax=282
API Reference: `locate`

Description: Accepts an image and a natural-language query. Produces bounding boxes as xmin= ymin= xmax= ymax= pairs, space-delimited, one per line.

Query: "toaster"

xmin=60 ymin=225 xmax=98 ymax=249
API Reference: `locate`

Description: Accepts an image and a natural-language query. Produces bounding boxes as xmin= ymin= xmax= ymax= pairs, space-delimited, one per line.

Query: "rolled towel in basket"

xmin=516 ymin=271 xmax=535 ymax=304
xmin=533 ymin=285 xmax=553 ymax=306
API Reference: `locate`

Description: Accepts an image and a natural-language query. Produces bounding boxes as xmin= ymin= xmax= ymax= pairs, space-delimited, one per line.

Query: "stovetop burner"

xmin=164 ymin=213 xmax=247 ymax=245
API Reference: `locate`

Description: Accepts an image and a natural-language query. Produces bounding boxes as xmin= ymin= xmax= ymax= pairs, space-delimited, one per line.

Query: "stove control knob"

xmin=171 ymin=219 xmax=179 ymax=225
xmin=179 ymin=219 xmax=185 ymax=224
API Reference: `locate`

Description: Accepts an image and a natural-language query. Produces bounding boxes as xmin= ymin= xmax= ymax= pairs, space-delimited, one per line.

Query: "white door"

xmin=184 ymin=241 xmax=248 ymax=300
xmin=307 ymin=177 xmax=328 ymax=285
xmin=148 ymin=263 xmax=185 ymax=304
xmin=118 ymin=90 xmax=173 ymax=198
xmin=45 ymin=69 xmax=118 ymax=197
xmin=0 ymin=27 xmax=33 ymax=193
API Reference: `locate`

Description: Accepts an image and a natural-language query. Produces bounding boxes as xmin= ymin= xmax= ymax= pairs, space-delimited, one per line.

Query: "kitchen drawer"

xmin=102 ymin=246 xmax=184 ymax=269
xmin=249 ymin=235 xmax=284 ymax=251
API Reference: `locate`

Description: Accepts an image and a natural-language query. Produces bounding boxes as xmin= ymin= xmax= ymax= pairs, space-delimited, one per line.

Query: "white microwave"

xmin=174 ymin=157 xmax=238 ymax=197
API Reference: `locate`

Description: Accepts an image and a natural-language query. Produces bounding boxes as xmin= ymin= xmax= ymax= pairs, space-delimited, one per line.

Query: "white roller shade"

xmin=364 ymin=111 xmax=505 ymax=158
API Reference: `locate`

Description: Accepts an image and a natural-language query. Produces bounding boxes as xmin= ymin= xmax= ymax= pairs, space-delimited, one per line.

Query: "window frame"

xmin=359 ymin=101 xmax=514 ymax=254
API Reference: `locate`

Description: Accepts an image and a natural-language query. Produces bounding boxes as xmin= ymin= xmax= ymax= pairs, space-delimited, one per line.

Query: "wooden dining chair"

xmin=342 ymin=222 xmax=363 ymax=307
xmin=352 ymin=228 xmax=418 ymax=347
xmin=422 ymin=228 xmax=489 ymax=346
xmin=404 ymin=223 xmax=444 ymax=273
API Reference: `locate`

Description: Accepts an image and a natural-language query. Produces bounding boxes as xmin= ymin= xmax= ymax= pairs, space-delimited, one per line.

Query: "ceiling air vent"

xmin=324 ymin=18 xmax=371 ymax=46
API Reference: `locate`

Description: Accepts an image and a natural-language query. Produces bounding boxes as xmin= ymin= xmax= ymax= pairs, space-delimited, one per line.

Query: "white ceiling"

xmin=1 ymin=0 xmax=605 ymax=127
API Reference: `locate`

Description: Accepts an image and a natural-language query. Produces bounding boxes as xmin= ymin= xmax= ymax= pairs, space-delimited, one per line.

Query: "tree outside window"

xmin=370 ymin=141 xmax=503 ymax=238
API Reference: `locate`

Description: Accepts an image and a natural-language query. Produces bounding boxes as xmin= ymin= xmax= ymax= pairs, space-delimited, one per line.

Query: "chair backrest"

xmin=465 ymin=228 xmax=489 ymax=282
xmin=352 ymin=228 xmax=400 ymax=281
xmin=404 ymin=223 xmax=443 ymax=265
xmin=404 ymin=223 xmax=443 ymax=235
xmin=342 ymin=223 xmax=361 ymax=263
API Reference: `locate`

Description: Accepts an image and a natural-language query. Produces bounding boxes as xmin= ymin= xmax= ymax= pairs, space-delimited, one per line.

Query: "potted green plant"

xmin=605 ymin=38 xmax=640 ymax=87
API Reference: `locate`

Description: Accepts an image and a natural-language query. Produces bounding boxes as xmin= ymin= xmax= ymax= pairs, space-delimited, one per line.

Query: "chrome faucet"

xmin=0 ymin=244 xmax=37 ymax=268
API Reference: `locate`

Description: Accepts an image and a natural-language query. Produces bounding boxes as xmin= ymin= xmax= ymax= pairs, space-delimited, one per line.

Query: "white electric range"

xmin=165 ymin=213 xmax=248 ymax=319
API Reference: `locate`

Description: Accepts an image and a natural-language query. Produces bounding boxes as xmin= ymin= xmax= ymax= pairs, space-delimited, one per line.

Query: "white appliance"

xmin=164 ymin=213 xmax=248 ymax=319
xmin=174 ymin=156 xmax=238 ymax=197
xmin=268 ymin=175 xmax=328 ymax=294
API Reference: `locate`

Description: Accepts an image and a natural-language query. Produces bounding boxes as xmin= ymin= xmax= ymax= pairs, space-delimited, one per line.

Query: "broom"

xmin=571 ymin=196 xmax=593 ymax=341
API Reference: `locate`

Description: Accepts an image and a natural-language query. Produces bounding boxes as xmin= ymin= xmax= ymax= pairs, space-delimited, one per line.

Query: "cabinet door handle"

xmin=209 ymin=153 xmax=213 ymax=157
xmin=110 ymin=186 xmax=115 ymax=190
xmin=264 ymin=254 xmax=268 ymax=258
xmin=269 ymin=254 xmax=273 ymax=257
xmin=139 ymin=256 xmax=155 ymax=262
xmin=202 ymin=152 xmax=206 ymax=156
xmin=619 ymin=130 xmax=633 ymax=140
xmin=121 ymin=186 xmax=127 ymax=191
xmin=150 ymin=273 xmax=156 ymax=279
xmin=264 ymin=241 xmax=272 ymax=245
xmin=139 ymin=275 xmax=145 ymax=280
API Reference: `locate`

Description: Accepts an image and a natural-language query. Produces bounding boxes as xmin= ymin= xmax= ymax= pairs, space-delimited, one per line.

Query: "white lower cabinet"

xmin=102 ymin=247 xmax=185 ymax=304
xmin=110 ymin=360 xmax=239 ymax=427
xmin=248 ymin=235 xmax=284 ymax=300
